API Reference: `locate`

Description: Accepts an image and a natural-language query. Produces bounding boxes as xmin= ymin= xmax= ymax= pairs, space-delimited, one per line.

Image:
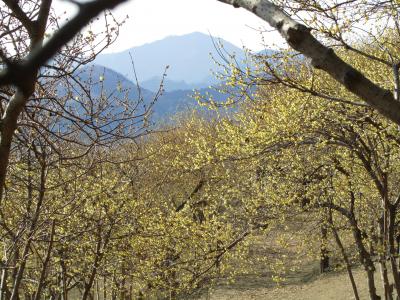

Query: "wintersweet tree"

xmin=0 ymin=2 xmax=155 ymax=296
xmin=2 ymin=0 xmax=400 ymax=210
xmin=0 ymin=0 xmax=132 ymax=202
xmin=210 ymin=35 xmax=400 ymax=298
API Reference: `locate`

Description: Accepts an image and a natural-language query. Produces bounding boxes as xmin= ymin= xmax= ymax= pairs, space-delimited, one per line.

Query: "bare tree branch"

xmin=2 ymin=0 xmax=34 ymax=34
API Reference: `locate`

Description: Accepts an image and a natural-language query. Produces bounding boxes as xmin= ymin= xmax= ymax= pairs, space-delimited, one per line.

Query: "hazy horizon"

xmin=53 ymin=0 xmax=285 ymax=53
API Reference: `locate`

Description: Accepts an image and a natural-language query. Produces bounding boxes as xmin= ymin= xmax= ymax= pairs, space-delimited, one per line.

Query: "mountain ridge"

xmin=93 ymin=32 xmax=246 ymax=90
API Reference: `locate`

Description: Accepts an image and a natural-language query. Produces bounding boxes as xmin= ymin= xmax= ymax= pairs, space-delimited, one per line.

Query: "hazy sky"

xmin=54 ymin=0 xmax=284 ymax=53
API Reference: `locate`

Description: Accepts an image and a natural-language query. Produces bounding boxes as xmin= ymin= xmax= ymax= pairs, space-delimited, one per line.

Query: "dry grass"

xmin=196 ymin=266 xmax=393 ymax=300
xmin=193 ymin=227 xmax=391 ymax=300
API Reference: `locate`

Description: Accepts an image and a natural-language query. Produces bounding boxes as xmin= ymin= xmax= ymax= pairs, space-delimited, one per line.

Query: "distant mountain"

xmin=93 ymin=32 xmax=246 ymax=89
xmin=141 ymin=77 xmax=193 ymax=92
xmin=74 ymin=65 xmax=230 ymax=121
xmin=140 ymin=76 xmax=215 ymax=93
xmin=74 ymin=64 xmax=153 ymax=100
xmin=152 ymin=86 xmax=232 ymax=120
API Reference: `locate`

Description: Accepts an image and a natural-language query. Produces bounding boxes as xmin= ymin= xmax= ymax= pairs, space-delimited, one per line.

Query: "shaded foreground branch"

xmin=0 ymin=0 xmax=128 ymax=90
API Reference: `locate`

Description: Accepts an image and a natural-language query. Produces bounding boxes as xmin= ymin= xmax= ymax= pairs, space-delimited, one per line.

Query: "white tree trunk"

xmin=217 ymin=0 xmax=400 ymax=125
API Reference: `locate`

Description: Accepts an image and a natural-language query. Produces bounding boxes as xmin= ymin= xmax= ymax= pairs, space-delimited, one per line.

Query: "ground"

xmin=196 ymin=267 xmax=391 ymax=300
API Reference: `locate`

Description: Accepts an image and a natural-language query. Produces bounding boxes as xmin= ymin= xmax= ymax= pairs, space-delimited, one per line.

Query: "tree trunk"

xmin=103 ymin=276 xmax=107 ymax=300
xmin=388 ymin=205 xmax=400 ymax=299
xmin=60 ymin=255 xmax=68 ymax=300
xmin=34 ymin=220 xmax=56 ymax=300
xmin=378 ymin=214 xmax=393 ymax=300
xmin=95 ymin=280 xmax=100 ymax=300
xmin=329 ymin=211 xmax=360 ymax=300
xmin=350 ymin=217 xmax=380 ymax=300
xmin=11 ymin=162 xmax=47 ymax=300
xmin=320 ymin=224 xmax=330 ymax=273
xmin=82 ymin=223 xmax=112 ymax=300
xmin=380 ymin=260 xmax=392 ymax=300
xmin=81 ymin=238 xmax=102 ymax=300
xmin=0 ymin=266 xmax=10 ymax=300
